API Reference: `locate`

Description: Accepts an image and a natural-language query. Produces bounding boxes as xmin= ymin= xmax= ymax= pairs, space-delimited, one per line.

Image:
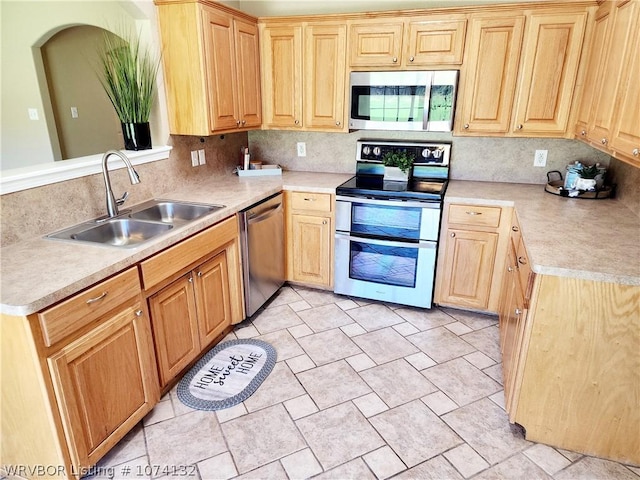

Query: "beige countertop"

xmin=445 ymin=180 xmax=640 ymax=286
xmin=0 ymin=171 xmax=352 ymax=316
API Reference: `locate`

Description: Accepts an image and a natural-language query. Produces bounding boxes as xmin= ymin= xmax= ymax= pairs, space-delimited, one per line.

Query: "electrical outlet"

xmin=28 ymin=108 xmax=39 ymax=120
xmin=70 ymin=107 xmax=78 ymax=118
xmin=198 ymin=149 xmax=206 ymax=165
xmin=296 ymin=142 xmax=306 ymax=157
xmin=534 ymin=149 xmax=548 ymax=167
xmin=191 ymin=150 xmax=199 ymax=167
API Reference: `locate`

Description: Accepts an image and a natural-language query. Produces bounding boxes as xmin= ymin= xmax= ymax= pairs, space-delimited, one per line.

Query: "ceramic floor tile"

xmin=556 ymin=448 xmax=583 ymax=462
xmin=346 ymin=353 xmax=377 ymax=372
xmin=363 ymin=446 xmax=407 ymax=480
xmin=392 ymin=322 xmax=420 ymax=337
xmin=197 ymin=452 xmax=238 ymax=480
xmin=422 ymin=357 xmax=501 ymax=406
xmin=369 ymin=400 xmax=462 ymax=468
xmin=464 ymin=351 xmax=496 ymax=369
xmin=442 ymin=398 xmax=531 ymax=465
xmin=337 ymin=299 xmax=359 ymax=310
xmin=460 ymin=326 xmax=501 ymax=362
xmin=96 ymin=424 xmax=147 ymax=468
xmin=233 ymin=462 xmax=288 ymax=480
xmin=256 ymin=329 xmax=304 ymax=361
xmin=289 ymin=300 xmax=313 ymax=312
xmin=444 ymin=321 xmax=474 ymax=336
xmin=145 ymin=410 xmax=227 ymax=470
xmin=280 ymin=448 xmax=323 ymax=480
xmin=215 ymin=403 xmax=247 ymax=423
xmin=286 ymin=354 xmax=316 ymax=374
xmin=404 ymin=352 xmax=437 ymax=370
xmin=251 ymin=304 xmax=303 ymax=335
xmin=143 ymin=399 xmax=175 ymax=426
xmin=483 ymin=363 xmax=504 ymax=386
xmin=489 ymin=390 xmax=506 ymax=410
xmin=473 ymin=453 xmax=552 ymax=480
xmin=297 ymin=360 xmax=371 ymax=410
xmin=352 ymin=327 xmax=419 ymax=365
xmin=221 ymin=404 xmax=306 ymax=474
xmin=421 ymin=391 xmax=458 ymax=416
xmin=522 ymin=444 xmax=571 ymax=475
xmin=93 ymin=456 xmax=151 ymax=480
xmin=442 ymin=308 xmax=497 ymax=331
xmin=353 ymin=392 xmax=390 ymax=418
xmin=288 ymin=323 xmax=314 ymax=338
xmin=395 ymin=308 xmax=456 ymax=331
xmin=313 ymin=458 xmax=376 ymax=480
xmin=407 ymin=327 xmax=476 ymax=363
xmin=392 ymin=455 xmax=463 ymax=480
xmin=243 ymin=361 xmax=305 ymax=412
xmin=296 ymin=402 xmax=385 ymax=471
xmin=233 ymin=324 xmax=260 ymax=339
xmin=347 ymin=304 xmax=406 ymax=331
xmin=297 ymin=328 xmax=362 ymax=365
xmin=443 ymin=443 xmax=490 ymax=478
xmin=170 ymin=383 xmax=199 ymax=417
xmin=341 ymin=322 xmax=368 ymax=337
xmin=360 ymin=359 xmax=437 ymax=408
xmin=294 ymin=287 xmax=344 ymax=306
xmin=265 ymin=286 xmax=303 ymax=308
xmin=283 ymin=394 xmax=319 ymax=420
xmin=554 ymin=456 xmax=640 ymax=480
xmin=297 ymin=303 xmax=354 ymax=332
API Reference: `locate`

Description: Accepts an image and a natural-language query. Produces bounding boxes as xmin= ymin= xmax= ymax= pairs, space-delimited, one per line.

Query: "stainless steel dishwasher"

xmin=239 ymin=192 xmax=285 ymax=318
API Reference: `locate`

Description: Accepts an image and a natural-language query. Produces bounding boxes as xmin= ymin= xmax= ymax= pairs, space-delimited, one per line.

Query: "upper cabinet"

xmin=260 ymin=20 xmax=347 ymax=131
xmin=574 ymin=0 xmax=640 ymax=165
xmin=155 ymin=0 xmax=261 ymax=135
xmin=348 ymin=15 xmax=467 ymax=68
xmin=456 ymin=7 xmax=588 ymax=137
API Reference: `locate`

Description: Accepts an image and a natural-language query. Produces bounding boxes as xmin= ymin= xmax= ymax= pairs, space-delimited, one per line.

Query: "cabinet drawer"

xmin=140 ymin=216 xmax=237 ymax=290
xmin=38 ymin=268 xmax=141 ymax=347
xmin=289 ymin=192 xmax=332 ymax=212
xmin=449 ymin=204 xmax=502 ymax=228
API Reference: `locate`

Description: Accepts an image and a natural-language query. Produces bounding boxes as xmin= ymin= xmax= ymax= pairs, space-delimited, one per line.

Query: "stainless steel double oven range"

xmin=334 ymin=139 xmax=451 ymax=309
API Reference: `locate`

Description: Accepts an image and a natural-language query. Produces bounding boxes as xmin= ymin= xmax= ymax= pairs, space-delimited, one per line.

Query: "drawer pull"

xmin=466 ymin=211 xmax=482 ymax=216
xmin=322 ymin=220 xmax=328 ymax=225
xmin=304 ymin=197 xmax=316 ymax=202
xmin=85 ymin=291 xmax=108 ymax=304
xmin=518 ymin=256 xmax=528 ymax=265
xmin=135 ymin=310 xmax=143 ymax=317
xmin=512 ymin=225 xmax=519 ymax=232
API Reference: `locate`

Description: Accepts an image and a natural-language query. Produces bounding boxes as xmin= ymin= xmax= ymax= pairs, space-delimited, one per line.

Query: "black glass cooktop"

xmin=336 ymin=175 xmax=447 ymax=202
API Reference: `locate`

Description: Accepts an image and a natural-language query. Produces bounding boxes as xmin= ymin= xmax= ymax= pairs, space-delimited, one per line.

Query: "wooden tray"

xmin=544 ymin=171 xmax=612 ymax=199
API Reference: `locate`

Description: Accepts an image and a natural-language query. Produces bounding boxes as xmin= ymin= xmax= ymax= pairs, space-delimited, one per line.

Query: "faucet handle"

xmin=116 ymin=191 xmax=129 ymax=206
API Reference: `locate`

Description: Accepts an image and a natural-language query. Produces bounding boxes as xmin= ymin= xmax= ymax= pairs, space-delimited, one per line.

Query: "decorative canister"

xmin=564 ymin=161 xmax=583 ymax=189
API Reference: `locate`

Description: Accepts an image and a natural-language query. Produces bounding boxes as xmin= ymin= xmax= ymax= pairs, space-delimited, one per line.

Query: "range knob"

xmin=432 ymin=149 xmax=443 ymax=159
xmin=421 ymin=148 xmax=432 ymax=158
xmin=362 ymin=146 xmax=371 ymax=156
xmin=373 ymin=146 xmax=382 ymax=156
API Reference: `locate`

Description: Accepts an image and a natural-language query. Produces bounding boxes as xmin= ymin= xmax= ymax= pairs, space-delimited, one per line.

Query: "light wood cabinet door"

xmin=456 ymin=15 xmax=525 ymax=134
xmin=48 ymin=301 xmax=159 ymax=470
xmin=404 ymin=16 xmax=467 ymax=65
xmin=194 ymin=251 xmax=232 ymax=346
xmin=234 ymin=18 xmax=262 ymax=129
xmin=149 ymin=274 xmax=200 ymax=387
xmin=437 ymin=229 xmax=498 ymax=310
xmin=512 ymin=11 xmax=587 ymax=135
xmin=349 ymin=21 xmax=404 ymax=67
xmin=289 ymin=214 xmax=332 ymax=287
xmin=260 ymin=24 xmax=303 ymax=128
xmin=304 ymin=23 xmax=347 ymax=131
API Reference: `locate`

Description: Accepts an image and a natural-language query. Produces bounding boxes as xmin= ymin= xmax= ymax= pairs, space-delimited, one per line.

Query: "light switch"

xmin=198 ymin=149 xmax=206 ymax=165
xmin=70 ymin=107 xmax=78 ymax=118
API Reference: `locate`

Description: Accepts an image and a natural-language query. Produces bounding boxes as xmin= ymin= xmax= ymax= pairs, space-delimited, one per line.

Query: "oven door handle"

xmin=335 ymin=233 xmax=436 ymax=249
xmin=336 ymin=195 xmax=441 ymax=210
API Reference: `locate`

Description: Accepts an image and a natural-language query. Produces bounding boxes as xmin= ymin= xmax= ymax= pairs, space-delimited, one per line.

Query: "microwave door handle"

xmin=422 ymin=71 xmax=434 ymax=130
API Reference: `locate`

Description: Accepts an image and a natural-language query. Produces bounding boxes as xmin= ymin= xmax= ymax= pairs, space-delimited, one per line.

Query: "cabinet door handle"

xmin=516 ymin=124 xmax=523 ymax=130
xmin=86 ymin=291 xmax=108 ymax=304
xmin=409 ymin=56 xmax=414 ymax=62
xmin=188 ymin=276 xmax=193 ymax=283
xmin=241 ymin=119 xmax=246 ymax=125
xmin=512 ymin=225 xmax=519 ymax=232
xmin=294 ymin=119 xmax=300 ymax=125
xmin=507 ymin=266 xmax=514 ymax=272
xmin=466 ymin=211 xmax=482 ymax=216
xmin=518 ymin=256 xmax=528 ymax=265
xmin=322 ymin=220 xmax=328 ymax=225
xmin=601 ymin=138 xmax=608 ymax=145
xmin=450 ymin=232 xmax=456 ymax=237
xmin=135 ymin=309 xmax=143 ymax=317
xmin=580 ymin=130 xmax=587 ymax=136
xmin=515 ymin=308 xmax=522 ymax=316
xmin=197 ymin=271 xmax=203 ymax=277
xmin=392 ymin=57 xmax=398 ymax=63
xmin=633 ymin=148 xmax=639 ymax=157
xmin=336 ymin=120 xmax=341 ymax=126
xmin=236 ymin=120 xmax=241 ymax=126
xmin=463 ymin=123 xmax=470 ymax=129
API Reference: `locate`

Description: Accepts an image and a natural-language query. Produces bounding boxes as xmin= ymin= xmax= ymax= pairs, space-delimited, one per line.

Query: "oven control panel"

xmin=356 ymin=140 xmax=451 ymax=166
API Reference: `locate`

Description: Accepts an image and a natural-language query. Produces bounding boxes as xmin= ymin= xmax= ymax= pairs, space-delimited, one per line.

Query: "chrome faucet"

xmin=101 ymin=150 xmax=140 ymax=218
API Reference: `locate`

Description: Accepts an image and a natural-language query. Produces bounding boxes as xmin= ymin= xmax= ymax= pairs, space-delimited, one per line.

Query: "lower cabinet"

xmin=435 ymin=203 xmax=511 ymax=312
xmin=285 ymin=191 xmax=334 ymax=288
xmin=149 ymin=251 xmax=232 ymax=387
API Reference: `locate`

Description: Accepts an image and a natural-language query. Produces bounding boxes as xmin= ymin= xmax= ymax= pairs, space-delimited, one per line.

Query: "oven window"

xmin=352 ymin=86 xmax=426 ymax=122
xmin=352 ymin=203 xmax=421 ymax=240
xmin=349 ymin=241 xmax=418 ymax=288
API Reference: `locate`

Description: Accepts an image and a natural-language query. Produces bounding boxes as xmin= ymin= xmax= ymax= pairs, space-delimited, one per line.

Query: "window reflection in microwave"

xmin=357 ymin=86 xmax=426 ymax=122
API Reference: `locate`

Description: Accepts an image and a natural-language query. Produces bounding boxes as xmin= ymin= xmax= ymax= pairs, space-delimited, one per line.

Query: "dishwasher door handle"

xmin=247 ymin=204 xmax=282 ymax=224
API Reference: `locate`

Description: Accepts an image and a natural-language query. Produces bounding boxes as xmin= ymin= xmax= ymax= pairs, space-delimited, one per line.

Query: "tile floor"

xmin=84 ymin=287 xmax=640 ymax=479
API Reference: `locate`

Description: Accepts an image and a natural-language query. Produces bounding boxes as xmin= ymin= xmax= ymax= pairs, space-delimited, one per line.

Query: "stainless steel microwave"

xmin=349 ymin=70 xmax=459 ymax=132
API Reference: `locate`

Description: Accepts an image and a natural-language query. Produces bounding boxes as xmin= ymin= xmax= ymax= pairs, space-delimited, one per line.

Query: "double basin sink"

xmin=46 ymin=200 xmax=225 ymax=248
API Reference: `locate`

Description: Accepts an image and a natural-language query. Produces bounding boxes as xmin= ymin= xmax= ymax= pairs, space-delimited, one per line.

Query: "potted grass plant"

xmin=98 ymin=28 xmax=160 ymax=151
xmin=382 ymin=151 xmax=414 ymax=182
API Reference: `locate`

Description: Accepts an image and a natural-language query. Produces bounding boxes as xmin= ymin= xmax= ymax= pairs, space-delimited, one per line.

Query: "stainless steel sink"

xmin=46 ymin=199 xmax=225 ymax=248
xmin=129 ymin=200 xmax=225 ymax=224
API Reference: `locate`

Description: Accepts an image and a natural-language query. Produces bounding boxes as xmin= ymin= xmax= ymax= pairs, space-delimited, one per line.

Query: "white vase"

xmin=575 ymin=178 xmax=596 ymax=191
xmin=383 ymin=166 xmax=408 ymax=182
